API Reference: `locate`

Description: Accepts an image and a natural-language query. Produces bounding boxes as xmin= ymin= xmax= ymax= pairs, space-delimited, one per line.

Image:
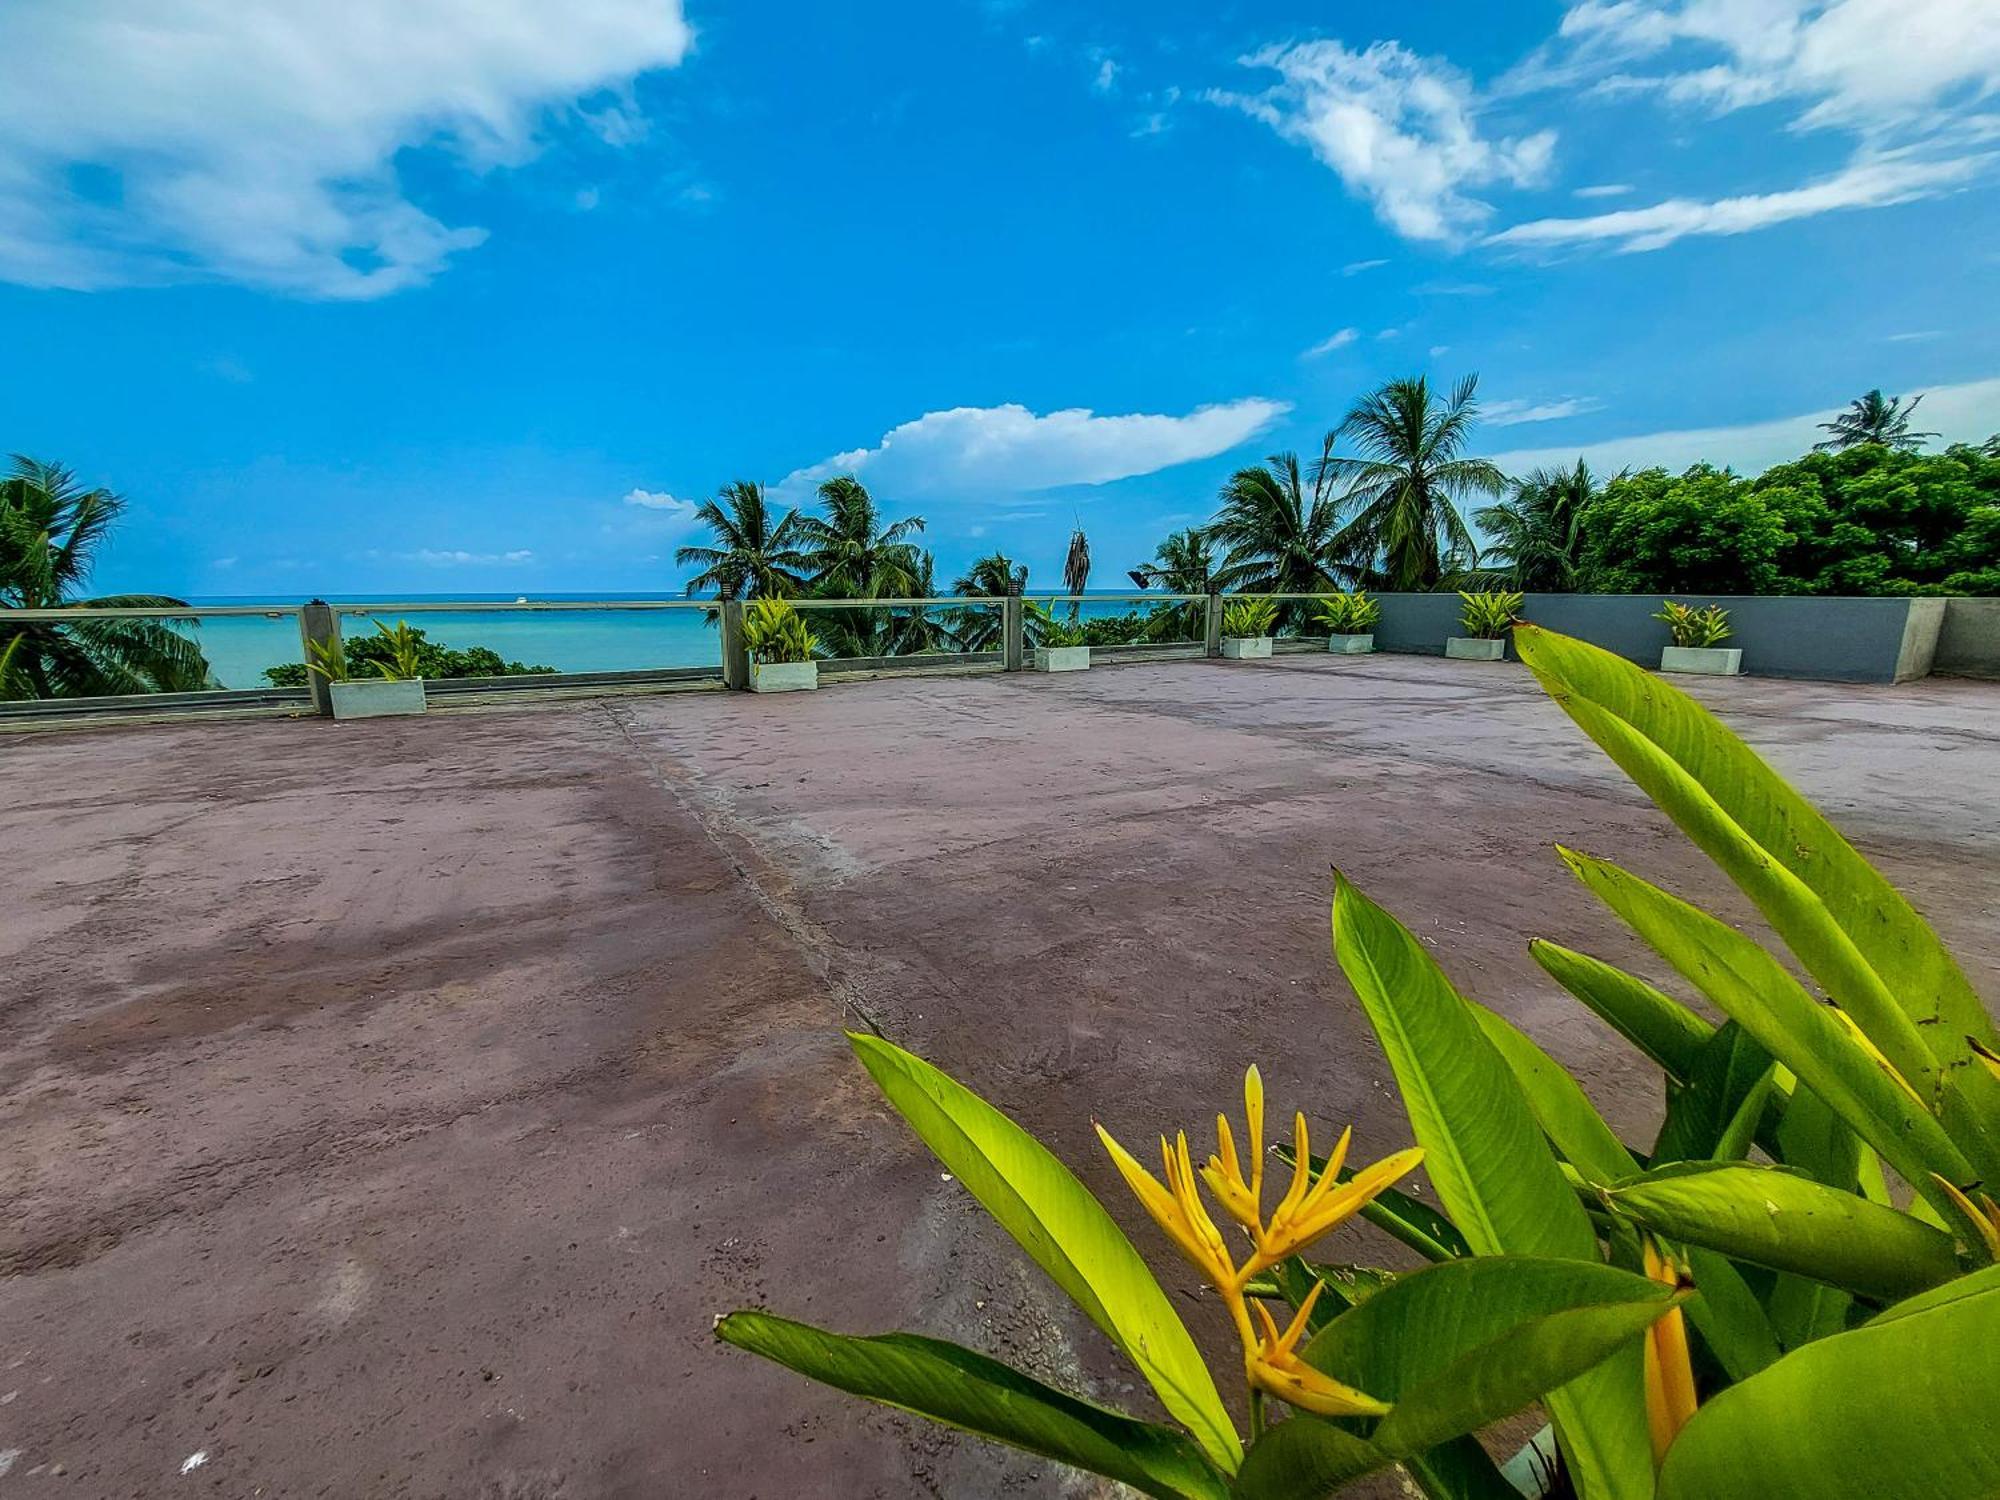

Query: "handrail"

xmin=0 ymin=605 xmax=297 ymax=621
xmin=331 ymin=599 xmax=717 ymax=615
xmin=1024 ymin=592 xmax=1208 ymax=604
xmin=785 ymin=596 xmax=1002 ymax=610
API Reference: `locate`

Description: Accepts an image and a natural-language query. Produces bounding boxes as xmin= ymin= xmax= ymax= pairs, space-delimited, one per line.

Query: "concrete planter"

xmin=329 ymin=678 xmax=426 ymax=721
xmin=750 ymin=660 xmax=819 ymax=693
xmin=1326 ymin=633 xmax=1375 ymax=655
xmin=1033 ymin=645 xmax=1091 ymax=673
xmin=1660 ymin=645 xmax=1743 ymax=676
xmin=1222 ymin=636 xmax=1273 ymax=660
xmin=1446 ymin=637 xmax=1506 ymax=661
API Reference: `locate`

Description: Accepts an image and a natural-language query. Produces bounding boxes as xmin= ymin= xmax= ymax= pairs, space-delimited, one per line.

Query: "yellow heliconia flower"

xmin=1246 ymin=1280 xmax=1390 ymax=1419
xmin=1931 ymin=1173 xmax=2000 ymax=1260
xmin=1826 ymin=1002 xmax=1927 ymax=1110
xmin=1640 ymin=1236 xmax=1698 ymax=1467
xmin=1971 ymin=1038 xmax=2000 ymax=1086
xmin=1096 ymin=1064 xmax=1424 ymax=1423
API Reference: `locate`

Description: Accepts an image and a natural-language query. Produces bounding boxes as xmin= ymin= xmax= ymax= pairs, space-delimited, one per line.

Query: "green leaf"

xmin=716 ymin=1312 xmax=1228 ymax=1500
xmin=1331 ymin=878 xmax=1656 ymax=1500
xmin=1602 ymin=1161 xmax=1962 ymax=1302
xmin=1766 ymin=1087 xmax=1860 ymax=1347
xmin=1514 ymin=625 xmax=2000 ymax=1181
xmin=1302 ymin=1257 xmax=1681 ymax=1459
xmin=1231 ymin=1419 xmax=1386 ymax=1500
xmin=1652 ymin=1022 xmax=1774 ymax=1164
xmin=1556 ymin=850 xmax=1976 ymax=1226
xmin=1528 ymin=939 xmax=1713 ymax=1085
xmin=1469 ymin=1000 xmax=1637 ymax=1186
xmin=1656 ymin=1264 xmax=2000 ymax=1500
xmin=848 ymin=1033 xmax=1240 ymax=1470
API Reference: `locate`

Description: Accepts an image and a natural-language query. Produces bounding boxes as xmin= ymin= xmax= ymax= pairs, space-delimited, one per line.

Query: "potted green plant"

xmin=1315 ymin=591 xmax=1381 ymax=654
xmin=744 ymin=599 xmax=820 ymax=692
xmin=1655 ymin=600 xmax=1741 ymax=675
xmin=1033 ymin=614 xmax=1091 ymax=673
xmin=1447 ymin=590 xmax=1521 ymax=661
xmin=1220 ymin=598 xmax=1277 ymax=659
xmin=312 ymin=620 xmax=428 ymax=720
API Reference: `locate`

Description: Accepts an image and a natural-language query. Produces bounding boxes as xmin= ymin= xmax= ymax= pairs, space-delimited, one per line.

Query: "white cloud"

xmin=1486 ymin=375 xmax=2000 ymax=475
xmin=1302 ymin=327 xmax=1360 ymax=357
xmin=1484 ymin=396 xmax=1606 ymax=426
xmin=780 ymin=398 xmax=1289 ymax=497
xmin=1886 ymin=330 xmax=1942 ymax=342
xmin=623 ymin=487 xmax=698 ymax=515
xmin=0 ymin=0 xmax=692 ymax=298
xmin=1211 ymin=40 xmax=1556 ymax=241
xmin=1342 ymin=258 xmax=1389 ymax=274
xmin=1487 ymin=154 xmax=1983 ymax=251
xmin=1574 ymin=182 xmax=1634 ymax=197
xmin=1092 ymin=56 xmax=1119 ymax=94
xmin=211 ymin=556 xmax=238 ymax=570
xmin=402 ymin=548 xmax=536 ymax=566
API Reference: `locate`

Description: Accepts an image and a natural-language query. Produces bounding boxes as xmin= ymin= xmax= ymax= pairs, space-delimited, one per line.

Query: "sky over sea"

xmin=3 ymin=0 xmax=1997 ymax=597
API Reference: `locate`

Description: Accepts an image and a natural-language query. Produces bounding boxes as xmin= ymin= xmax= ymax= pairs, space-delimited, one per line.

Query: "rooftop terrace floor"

xmin=4 ymin=653 xmax=1998 ymax=1497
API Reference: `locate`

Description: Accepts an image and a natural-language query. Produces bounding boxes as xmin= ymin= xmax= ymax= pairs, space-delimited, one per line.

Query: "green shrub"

xmin=270 ymin=621 xmax=555 ymax=687
xmin=743 ymin=598 xmax=819 ymax=664
xmin=1655 ymin=600 xmax=1732 ymax=648
xmin=1457 ymin=589 xmax=1522 ymax=638
xmin=1222 ymin=598 xmax=1278 ymax=637
xmin=1314 ymin=592 xmax=1381 ymax=634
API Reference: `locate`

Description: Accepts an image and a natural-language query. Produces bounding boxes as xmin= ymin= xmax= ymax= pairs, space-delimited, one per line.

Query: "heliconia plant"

xmin=1223 ymin=597 xmax=1280 ymax=638
xmin=1314 ymin=592 xmax=1381 ymax=635
xmin=1457 ymin=590 xmax=1523 ymax=638
xmin=714 ymin=623 xmax=2000 ymax=1498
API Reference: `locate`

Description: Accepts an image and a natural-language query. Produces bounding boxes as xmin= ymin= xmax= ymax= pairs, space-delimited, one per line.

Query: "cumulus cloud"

xmin=1488 ymin=154 xmax=1983 ymax=251
xmin=1574 ymin=182 xmax=1634 ymax=197
xmin=402 ymin=548 xmax=536 ymax=566
xmin=780 ymin=398 xmax=1289 ymax=497
xmin=1211 ymin=40 xmax=1555 ymax=241
xmin=623 ymin=487 xmax=698 ymax=515
xmin=0 ymin=0 xmax=692 ymax=298
xmin=1302 ymin=328 xmax=1361 ymax=357
xmin=1483 ymin=396 xmax=1606 ymax=426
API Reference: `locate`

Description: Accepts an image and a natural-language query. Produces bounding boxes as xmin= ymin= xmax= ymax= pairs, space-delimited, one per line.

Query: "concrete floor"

xmin=3 ymin=652 xmax=1997 ymax=1498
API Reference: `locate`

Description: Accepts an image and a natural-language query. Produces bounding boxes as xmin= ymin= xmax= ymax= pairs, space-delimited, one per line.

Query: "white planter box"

xmin=1660 ymin=645 xmax=1743 ymax=676
xmin=751 ymin=660 xmax=819 ymax=693
xmin=329 ymin=678 xmax=426 ymax=721
xmin=1033 ymin=645 xmax=1090 ymax=672
xmin=1326 ymin=633 xmax=1375 ymax=655
xmin=1446 ymin=637 xmax=1506 ymax=661
xmin=1222 ymin=636 xmax=1273 ymax=660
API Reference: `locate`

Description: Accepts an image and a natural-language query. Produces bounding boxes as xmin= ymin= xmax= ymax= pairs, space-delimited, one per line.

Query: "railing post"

xmin=1002 ymin=582 xmax=1024 ymax=671
xmin=1205 ymin=589 xmax=1224 ymax=658
xmin=299 ymin=599 xmax=340 ymax=716
xmin=719 ymin=599 xmax=750 ymax=689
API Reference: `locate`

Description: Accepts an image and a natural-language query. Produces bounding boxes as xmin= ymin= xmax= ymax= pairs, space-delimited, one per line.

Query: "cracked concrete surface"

xmin=2 ymin=653 xmax=1995 ymax=1497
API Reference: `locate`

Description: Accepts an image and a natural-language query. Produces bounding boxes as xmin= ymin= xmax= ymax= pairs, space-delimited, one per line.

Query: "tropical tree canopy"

xmin=0 ymin=455 xmax=212 ymax=700
xmin=1136 ymin=527 xmax=1214 ymax=594
xmin=1474 ymin=460 xmax=1600 ymax=592
xmin=795 ymin=476 xmax=926 ymax=597
xmin=1323 ymin=374 xmax=1505 ymax=591
xmin=1208 ymin=436 xmax=1351 ymax=599
xmin=1814 ymin=390 xmax=1938 ymax=452
xmin=1062 ymin=525 xmax=1091 ymax=618
xmin=674 ymin=480 xmax=811 ymax=600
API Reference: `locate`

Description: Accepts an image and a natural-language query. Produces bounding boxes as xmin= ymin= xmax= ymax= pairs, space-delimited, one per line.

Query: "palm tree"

xmin=1322 ymin=375 xmax=1505 ymax=591
xmin=0 ymin=456 xmax=212 ymax=700
xmin=1062 ymin=525 xmax=1091 ymax=619
xmin=1208 ymin=438 xmax=1353 ymax=628
xmin=795 ymin=476 xmax=926 ymax=596
xmin=1815 ymin=390 xmax=1938 ymax=451
xmin=1473 ymin=460 xmax=1599 ymax=592
xmin=947 ymin=551 xmax=1026 ymax=651
xmin=1130 ymin=528 xmax=1214 ymax=640
xmin=675 ymin=481 xmax=811 ymax=600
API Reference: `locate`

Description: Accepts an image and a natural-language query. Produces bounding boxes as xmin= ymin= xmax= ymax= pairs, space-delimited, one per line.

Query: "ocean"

xmin=183 ymin=592 xmax=1181 ymax=690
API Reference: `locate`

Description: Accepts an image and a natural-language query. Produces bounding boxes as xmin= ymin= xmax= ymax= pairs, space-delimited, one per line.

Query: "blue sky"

xmin=3 ymin=0 xmax=1997 ymax=597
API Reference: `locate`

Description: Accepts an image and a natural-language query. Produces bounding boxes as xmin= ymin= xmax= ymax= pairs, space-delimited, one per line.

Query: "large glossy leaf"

xmin=1528 ymin=939 xmax=1713 ymax=1085
xmin=716 ymin=1312 xmax=1228 ymax=1500
xmin=1652 ymin=1022 xmax=1773 ymax=1164
xmin=1303 ymin=1257 xmax=1683 ymax=1460
xmin=1515 ymin=626 xmax=2000 ymax=1179
xmin=1602 ymin=1161 xmax=1962 ymax=1302
xmin=1231 ymin=1418 xmax=1387 ymax=1499
xmin=1556 ymin=850 xmax=1976 ymax=1227
xmin=1655 ymin=1265 xmax=2000 ymax=1500
xmin=1332 ymin=877 xmax=1656 ymax=1500
xmin=848 ymin=1033 xmax=1240 ymax=1470
xmin=1766 ymin=1087 xmax=1859 ymax=1347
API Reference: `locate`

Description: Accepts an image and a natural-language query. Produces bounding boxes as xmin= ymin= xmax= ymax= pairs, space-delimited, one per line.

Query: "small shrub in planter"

xmin=1314 ymin=591 xmax=1380 ymax=654
xmin=1446 ymin=590 xmax=1521 ymax=661
xmin=1655 ymin=600 xmax=1742 ymax=676
xmin=1032 ymin=615 xmax=1090 ymax=673
xmin=1220 ymin=598 xmax=1277 ymax=659
xmin=313 ymin=620 xmax=429 ymax=721
xmin=744 ymin=599 xmax=821 ymax=692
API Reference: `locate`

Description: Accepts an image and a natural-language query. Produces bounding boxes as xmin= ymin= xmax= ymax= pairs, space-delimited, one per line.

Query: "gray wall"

xmin=1368 ymin=593 xmax=1944 ymax=683
xmin=1937 ymin=598 xmax=2000 ymax=679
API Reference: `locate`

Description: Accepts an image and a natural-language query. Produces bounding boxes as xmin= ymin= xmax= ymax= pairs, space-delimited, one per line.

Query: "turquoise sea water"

xmin=183 ymin=592 xmax=1176 ymax=690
